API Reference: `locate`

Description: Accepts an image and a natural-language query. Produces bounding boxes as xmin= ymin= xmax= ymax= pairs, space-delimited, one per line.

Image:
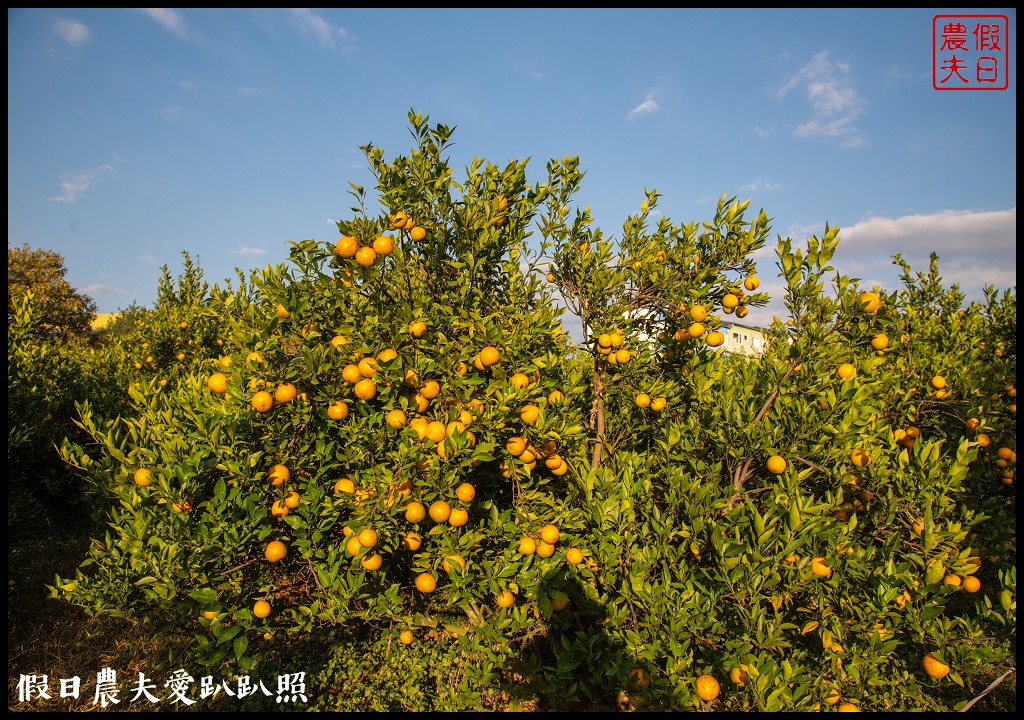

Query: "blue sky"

xmin=8 ymin=9 xmax=1016 ymax=332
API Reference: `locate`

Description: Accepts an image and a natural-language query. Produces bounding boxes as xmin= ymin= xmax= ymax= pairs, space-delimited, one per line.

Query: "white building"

xmin=720 ymin=321 xmax=769 ymax=357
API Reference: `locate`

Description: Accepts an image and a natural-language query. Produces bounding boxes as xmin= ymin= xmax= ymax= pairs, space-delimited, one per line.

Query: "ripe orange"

xmin=614 ymin=348 xmax=631 ymax=364
xmin=859 ymin=291 xmax=881 ymax=314
xmin=402 ymin=531 xmax=422 ymax=551
xmin=695 ymin=674 xmax=720 ymax=701
xmin=705 ymin=331 xmax=725 ymax=347
xmin=518 ymin=536 xmax=537 ymax=555
xmin=930 ymin=375 xmax=946 ymax=390
xmin=336 ymin=236 xmax=358 ymax=258
xmin=943 ymin=574 xmax=962 ymax=587
xmin=448 ymin=507 xmax=469 ymax=527
xmin=354 ymin=378 xmax=377 ymax=400
xmin=274 ymin=383 xmax=297 ymax=403
xmin=372 ymin=235 xmax=394 ymax=257
xmin=428 ymin=500 xmax=452 ymax=523
xmin=269 ymin=464 xmax=290 ymax=486
xmin=650 ymin=397 xmax=667 ymax=412
xmin=478 ymin=345 xmax=500 ymax=367
xmin=550 ymin=597 xmax=568 ymax=611
xmin=744 ymin=276 xmax=760 ymax=291
xmin=328 ymin=401 xmax=350 ymax=421
xmin=962 ymin=575 xmax=981 ymax=593
xmin=425 ymin=421 xmax=446 ymax=444
xmin=536 ymin=540 xmax=555 ymax=558
xmin=357 ymin=357 xmax=380 ymax=378
xmin=837 ymin=703 xmax=860 ymax=712
xmin=386 ymin=409 xmax=408 ymax=429
xmin=548 ymin=389 xmax=565 ymax=405
xmin=687 ymin=322 xmax=706 ymax=338
xmin=976 ymin=433 xmax=991 ymax=447
xmin=253 ymin=600 xmax=271 ymax=618
xmin=540 ymin=524 xmax=560 ymax=544
xmin=722 ymin=293 xmax=739 ymax=309
xmin=208 ymin=373 xmax=228 ymax=394
xmin=442 ymin=554 xmax=466 ymax=574
xmin=409 ymin=320 xmax=427 ymax=338
xmin=870 ymin=333 xmax=889 ymax=351
xmin=415 ymin=573 xmax=437 ymax=593
xmin=566 ymin=548 xmax=584 ymax=565
xmin=399 ymin=629 xmax=414 ymax=645
xmin=811 ymin=556 xmax=832 ymax=577
xmin=342 ymin=364 xmax=362 ymax=384
xmin=420 ymin=379 xmax=440 ymax=399
xmin=276 ymin=304 xmax=291 ymax=319
xmin=455 ymin=482 xmax=476 ymax=503
xmin=730 ymin=665 xmax=750 ymax=687
xmin=922 ymin=653 xmax=950 ymax=679
xmin=409 ymin=226 xmax=427 ymax=242
xmin=766 ymin=455 xmax=787 ymax=475
xmin=361 ymin=553 xmax=383 ymax=571
xmin=506 ymin=436 xmax=527 ymax=456
xmin=520 ymin=405 xmax=540 ymax=424
xmin=635 ymin=393 xmax=651 ymax=408
xmin=252 ymin=391 xmax=274 ymax=413
xmin=271 ymin=500 xmax=289 ymax=519
xmin=496 ymin=590 xmax=516 ymax=608
xmin=355 ymin=246 xmax=377 ymax=267
xmin=345 ymin=534 xmax=363 ymax=556
xmin=850 ymin=448 xmax=871 ymax=468
xmin=358 ymin=528 xmax=379 ymax=548
xmin=690 ymin=305 xmax=708 ymax=322
xmin=284 ymin=491 xmax=300 ymax=510
xmin=264 ymin=540 xmax=287 ymax=563
xmin=837 ymin=363 xmax=857 ymax=380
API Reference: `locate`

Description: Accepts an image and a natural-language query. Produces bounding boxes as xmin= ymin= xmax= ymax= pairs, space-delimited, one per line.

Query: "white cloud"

xmin=627 ymin=95 xmax=660 ymax=120
xmin=236 ymin=246 xmax=268 ymax=257
xmin=139 ymin=9 xmax=188 ymax=39
xmin=48 ymin=163 xmax=117 ymax=203
xmin=289 ymin=9 xmax=348 ymax=49
xmin=778 ymin=50 xmax=866 ymax=147
xmin=754 ymin=125 xmax=773 ymax=138
xmin=740 ymin=179 xmax=782 ymax=192
xmin=177 ymin=80 xmax=198 ymax=91
xmin=82 ymin=283 xmax=122 ymax=296
xmin=53 ymin=17 xmax=90 ymax=45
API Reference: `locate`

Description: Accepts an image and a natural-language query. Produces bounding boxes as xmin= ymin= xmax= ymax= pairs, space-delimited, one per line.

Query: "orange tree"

xmin=54 ymin=111 xmax=1014 ymax=710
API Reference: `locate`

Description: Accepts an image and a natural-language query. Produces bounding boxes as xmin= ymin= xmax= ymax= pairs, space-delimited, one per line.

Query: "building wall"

xmin=721 ymin=321 xmax=769 ymax=356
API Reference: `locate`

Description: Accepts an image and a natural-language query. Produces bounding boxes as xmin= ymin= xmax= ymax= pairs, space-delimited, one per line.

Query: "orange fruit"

xmin=271 ymin=500 xmax=289 ymax=519
xmin=550 ymin=597 xmax=568 ymax=611
xmin=252 ymin=391 xmax=274 ymax=413
xmin=722 ymin=293 xmax=739 ymax=309
xmin=345 ymin=534 xmax=363 ymax=556
xmin=361 ymin=553 xmax=383 ymax=571
xmin=402 ymin=531 xmax=422 ymax=551
xmin=428 ymin=500 xmax=452 ymax=523
xmin=274 ymin=383 xmax=298 ymax=404
xmin=442 ymin=554 xmax=466 ymax=574
xmin=354 ymin=378 xmax=377 ymax=400
xmin=342 ymin=364 xmax=362 ymax=384
xmin=706 ymin=331 xmax=725 ymax=347
xmin=357 ymin=357 xmax=380 ymax=378
xmin=506 ymin=436 xmax=527 ymax=456
xmin=409 ymin=226 xmax=426 ymax=242
xmin=276 ymin=304 xmax=291 ymax=319
xmin=962 ymin=575 xmax=981 ymax=593
xmin=687 ymin=322 xmax=706 ymax=338
xmin=425 ymin=421 xmax=446 ymax=444
xmin=372 ymin=236 xmax=394 ymax=257
xmin=327 ymin=401 xmax=349 ymax=421
xmin=264 ymin=540 xmax=287 ymax=563
xmin=850 ymin=448 xmax=871 ymax=468
xmin=811 ymin=556 xmax=832 ymax=577
xmin=415 ymin=573 xmax=437 ymax=593
xmin=922 ymin=653 xmax=950 ymax=679
xmin=520 ymin=405 xmax=540 ymax=424
xmin=635 ymin=393 xmax=651 ymax=408
xmin=334 ymin=477 xmax=355 ymax=495
xmin=743 ymin=276 xmax=760 ymax=291
xmin=208 ymin=373 xmax=228 ymax=394
xmin=566 ymin=548 xmax=584 ymax=565
xmin=358 ymin=528 xmax=378 ymax=548
xmin=336 ymin=236 xmax=358 ymax=258
xmin=478 ymin=346 xmax=500 ymax=368
xmin=448 ymin=507 xmax=469 ymax=527
xmin=690 ymin=305 xmax=708 ymax=322
xmin=496 ymin=590 xmax=516 ymax=608
xmin=766 ymin=455 xmax=787 ymax=475
xmin=695 ymin=674 xmax=720 ymax=701
xmin=548 ymin=389 xmax=565 ymax=405
xmin=870 ymin=333 xmax=889 ymax=351
xmin=860 ymin=291 xmax=881 ymax=314
xmin=730 ymin=665 xmax=750 ymax=687
xmin=930 ymin=375 xmax=946 ymax=390
xmin=518 ymin=536 xmax=537 ymax=555
xmin=650 ymin=397 xmax=667 ymax=412
xmin=253 ymin=599 xmax=271 ymax=618
xmin=837 ymin=363 xmax=856 ymax=380
xmin=269 ymin=464 xmax=290 ymax=486
xmin=455 ymin=482 xmax=476 ymax=503
xmin=420 ymin=379 xmax=440 ymax=399
xmin=386 ymin=409 xmax=408 ymax=429
xmin=355 ymin=246 xmax=377 ymax=267
xmin=284 ymin=491 xmax=300 ymax=509
xmin=536 ymin=540 xmax=555 ymax=558
xmin=409 ymin=320 xmax=427 ymax=338
xmin=399 ymin=629 xmax=414 ymax=645
xmin=540 ymin=524 xmax=560 ymax=544
xmin=977 ymin=433 xmax=991 ymax=447
xmin=837 ymin=703 xmax=860 ymax=712
xmin=133 ymin=468 xmax=153 ymax=487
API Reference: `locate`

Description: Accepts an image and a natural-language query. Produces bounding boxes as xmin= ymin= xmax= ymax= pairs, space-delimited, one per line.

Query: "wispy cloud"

xmin=53 ymin=17 xmax=90 ymax=45
xmin=177 ymin=80 xmax=198 ymax=91
xmin=289 ymin=9 xmax=349 ymax=50
xmin=627 ymin=94 xmax=659 ymax=120
xmin=754 ymin=125 xmax=773 ymax=138
xmin=49 ymin=162 xmax=118 ymax=203
xmin=139 ymin=8 xmax=188 ymax=39
xmin=236 ymin=246 xmax=267 ymax=257
xmin=740 ymin=179 xmax=783 ymax=192
xmin=82 ymin=283 xmax=122 ymax=296
xmin=777 ymin=50 xmax=866 ymax=147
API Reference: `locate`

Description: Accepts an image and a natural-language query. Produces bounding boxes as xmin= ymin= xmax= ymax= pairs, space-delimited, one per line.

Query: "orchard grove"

xmin=29 ymin=111 xmax=1015 ymax=711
